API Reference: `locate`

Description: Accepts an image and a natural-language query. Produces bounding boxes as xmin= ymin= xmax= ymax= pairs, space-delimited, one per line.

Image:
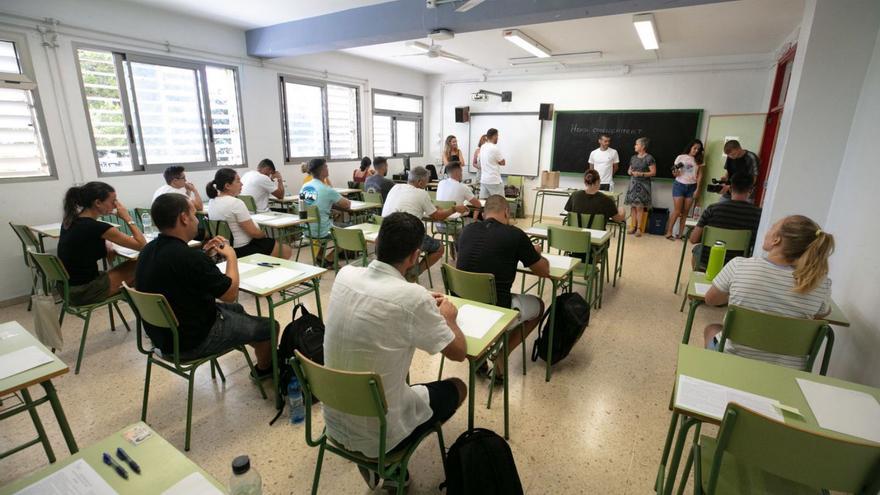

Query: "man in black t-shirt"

xmin=455 ymin=195 xmax=549 ymax=379
xmin=364 ymin=156 xmax=395 ymax=202
xmin=135 ymin=194 xmax=274 ymax=376
xmin=690 ymin=173 xmax=763 ymax=269
xmin=720 ymin=140 xmax=759 ymax=201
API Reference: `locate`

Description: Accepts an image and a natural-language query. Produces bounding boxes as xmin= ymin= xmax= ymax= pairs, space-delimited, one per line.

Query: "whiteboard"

xmin=467 ymin=113 xmax=542 ymax=177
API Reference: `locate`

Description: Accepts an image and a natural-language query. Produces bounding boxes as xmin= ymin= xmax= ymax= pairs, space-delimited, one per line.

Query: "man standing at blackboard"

xmin=479 ymin=128 xmax=506 ymax=199
xmin=588 ymin=134 xmax=620 ymax=191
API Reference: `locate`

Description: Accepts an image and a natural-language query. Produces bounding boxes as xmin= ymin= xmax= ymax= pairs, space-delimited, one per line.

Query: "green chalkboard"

xmin=550 ymin=110 xmax=703 ymax=179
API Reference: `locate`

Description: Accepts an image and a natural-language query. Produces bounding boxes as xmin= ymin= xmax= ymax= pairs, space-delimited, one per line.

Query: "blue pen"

xmin=103 ymin=452 xmax=128 ymax=479
xmin=257 ymin=262 xmax=280 ymax=267
xmin=116 ymin=447 xmax=141 ymax=474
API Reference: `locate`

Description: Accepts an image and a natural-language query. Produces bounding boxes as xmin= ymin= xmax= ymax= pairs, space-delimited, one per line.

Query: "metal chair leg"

xmin=141 ymin=357 xmax=153 ymax=421
xmin=74 ymin=311 xmax=93 ymax=374
xmin=311 ymin=443 xmax=326 ymax=495
xmin=184 ymin=372 xmax=196 ymax=451
xmin=21 ymin=389 xmax=55 ymax=463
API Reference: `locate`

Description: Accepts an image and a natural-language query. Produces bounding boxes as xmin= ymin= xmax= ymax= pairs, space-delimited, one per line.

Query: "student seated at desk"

xmin=323 ymin=212 xmax=467 ymax=488
xmin=301 ymin=161 xmax=332 ymax=186
xmin=437 ymin=161 xmax=481 ymax=220
xmin=455 ymin=195 xmax=549 ymax=380
xmin=689 ymin=173 xmax=762 ymax=268
xmin=353 ymin=156 xmax=374 ymax=183
xmin=241 ymin=158 xmax=284 ymax=212
xmin=136 ymin=193 xmax=273 ymax=376
xmin=703 ymin=215 xmax=834 ymax=369
xmin=58 ymin=182 xmax=146 ymax=305
xmin=153 ymin=165 xmax=204 ymax=211
xmin=382 ymin=166 xmax=469 ymax=280
xmin=565 ymin=169 xmax=625 ymax=225
xmin=206 ymin=168 xmax=292 ymax=259
xmin=364 ymin=156 xmax=395 ymax=202
xmin=300 ymin=158 xmax=351 ymax=266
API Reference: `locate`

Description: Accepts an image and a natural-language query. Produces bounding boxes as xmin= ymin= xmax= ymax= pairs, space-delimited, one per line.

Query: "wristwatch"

xmin=126 ymin=220 xmax=137 ymax=226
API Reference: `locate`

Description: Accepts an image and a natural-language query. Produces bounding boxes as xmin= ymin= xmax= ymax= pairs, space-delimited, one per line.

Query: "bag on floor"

xmin=32 ymin=293 xmax=63 ymax=350
xmin=269 ymin=304 xmax=324 ymax=425
xmin=442 ymin=428 xmax=524 ymax=495
xmin=647 ymin=208 xmax=669 ymax=235
xmin=531 ymin=292 xmax=590 ymax=365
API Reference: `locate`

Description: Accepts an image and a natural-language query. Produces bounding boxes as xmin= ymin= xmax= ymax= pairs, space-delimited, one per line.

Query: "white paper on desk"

xmin=32 ymin=222 xmax=62 ymax=231
xmin=250 ymin=213 xmax=275 ymax=222
xmin=216 ymin=262 xmax=259 ymax=275
xmin=364 ymin=231 xmax=378 ymax=242
xmin=694 ymin=283 xmax=712 ymax=296
xmin=0 ymin=346 xmax=54 ymax=380
xmin=348 ymin=200 xmax=366 ymax=208
xmin=456 ymin=304 xmax=505 ymax=339
xmin=675 ymin=375 xmax=783 ymax=422
xmin=14 ymin=459 xmax=118 ymax=495
xmin=797 ymin=378 xmax=880 ymax=443
xmin=517 ymin=254 xmax=571 ymax=271
xmin=446 ymin=212 xmax=462 ymax=220
xmin=261 ymin=216 xmax=297 ymax=226
xmin=161 ymin=472 xmax=224 ymax=495
xmin=242 ymin=267 xmax=303 ymax=289
xmin=524 ymin=227 xmax=547 ymax=237
xmin=112 ymin=244 xmax=139 ymax=259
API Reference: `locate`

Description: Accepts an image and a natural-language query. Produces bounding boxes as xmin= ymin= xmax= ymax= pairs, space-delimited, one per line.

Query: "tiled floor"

xmin=0 ymin=219 xmax=726 ymax=494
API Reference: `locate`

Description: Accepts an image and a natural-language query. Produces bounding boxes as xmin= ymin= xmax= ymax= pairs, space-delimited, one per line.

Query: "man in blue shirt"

xmin=300 ymin=158 xmax=350 ymax=265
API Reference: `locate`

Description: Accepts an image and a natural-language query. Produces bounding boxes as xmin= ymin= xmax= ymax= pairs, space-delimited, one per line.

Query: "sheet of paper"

xmin=0 ymin=346 xmax=54 ymax=380
xmin=242 ymin=267 xmax=304 ymax=289
xmin=31 ymin=222 xmax=62 ymax=232
xmin=797 ymin=378 xmax=880 ymax=443
xmin=261 ymin=216 xmax=297 ymax=226
xmin=215 ymin=262 xmax=259 ymax=275
xmin=446 ymin=212 xmax=462 ymax=220
xmin=364 ymin=231 xmax=378 ymax=242
xmin=517 ymin=254 xmax=573 ymax=271
xmin=112 ymin=244 xmax=140 ymax=259
xmin=348 ymin=201 xmax=366 ymax=208
xmin=456 ymin=304 xmax=505 ymax=339
xmin=14 ymin=459 xmax=118 ymax=495
xmin=524 ymin=227 xmax=547 ymax=237
xmin=675 ymin=375 xmax=783 ymax=422
xmin=694 ymin=283 xmax=712 ymax=296
xmin=161 ymin=472 xmax=224 ymax=495
xmin=250 ymin=213 xmax=276 ymax=222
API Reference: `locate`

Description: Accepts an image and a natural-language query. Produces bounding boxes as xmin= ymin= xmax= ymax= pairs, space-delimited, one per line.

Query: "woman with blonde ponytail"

xmin=701 ymin=214 xmax=834 ymax=369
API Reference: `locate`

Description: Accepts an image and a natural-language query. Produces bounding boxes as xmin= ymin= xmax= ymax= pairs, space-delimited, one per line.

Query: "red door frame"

xmin=756 ymin=44 xmax=797 ymax=205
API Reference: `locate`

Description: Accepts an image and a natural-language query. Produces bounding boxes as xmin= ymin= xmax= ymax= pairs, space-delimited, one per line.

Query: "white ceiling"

xmin=343 ymin=0 xmax=804 ymax=75
xmin=116 ymin=0 xmax=396 ymax=29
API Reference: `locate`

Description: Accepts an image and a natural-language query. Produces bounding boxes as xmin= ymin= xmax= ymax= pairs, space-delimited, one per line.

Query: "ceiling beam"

xmin=246 ymin=0 xmax=730 ymax=59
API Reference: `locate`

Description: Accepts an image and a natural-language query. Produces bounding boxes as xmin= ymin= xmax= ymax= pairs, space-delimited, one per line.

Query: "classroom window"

xmin=75 ymin=46 xmax=246 ymax=174
xmin=372 ymin=90 xmax=423 ymax=157
xmin=280 ymin=76 xmax=361 ymax=162
xmin=0 ymin=37 xmax=55 ymax=180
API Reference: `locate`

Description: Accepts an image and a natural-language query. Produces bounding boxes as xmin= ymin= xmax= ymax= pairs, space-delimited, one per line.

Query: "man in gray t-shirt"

xmin=364 ymin=156 xmax=395 ymax=201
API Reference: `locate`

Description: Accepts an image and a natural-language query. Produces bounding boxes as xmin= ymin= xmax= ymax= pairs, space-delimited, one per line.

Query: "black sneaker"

xmin=358 ymin=466 xmax=380 ymax=489
xmin=382 ymin=470 xmax=411 ymax=492
xmin=476 ymin=361 xmax=490 ymax=378
xmin=249 ymin=365 xmax=272 ymax=381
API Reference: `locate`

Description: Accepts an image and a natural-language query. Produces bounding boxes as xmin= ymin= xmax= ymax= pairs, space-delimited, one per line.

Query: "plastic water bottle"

xmin=705 ymin=241 xmax=727 ymax=281
xmin=297 ymin=196 xmax=307 ymax=220
xmin=229 ymin=455 xmax=262 ymax=495
xmin=141 ymin=212 xmax=154 ymax=236
xmin=288 ymin=377 xmax=305 ymax=424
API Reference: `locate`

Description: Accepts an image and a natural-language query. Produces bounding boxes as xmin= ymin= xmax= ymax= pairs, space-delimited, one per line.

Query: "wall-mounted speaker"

xmin=455 ymin=106 xmax=470 ymax=123
xmin=539 ymin=103 xmax=554 ymax=121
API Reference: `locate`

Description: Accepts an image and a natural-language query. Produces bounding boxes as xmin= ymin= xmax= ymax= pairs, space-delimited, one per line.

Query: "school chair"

xmin=99 ymin=213 xmax=131 ymax=235
xmin=567 ymin=212 xmax=607 ymax=230
xmin=370 ymin=214 xmax=383 ymax=225
xmin=680 ymin=226 xmax=753 ymax=311
xmin=290 ymin=351 xmax=447 ymax=495
xmin=205 ymin=219 xmax=233 ymax=242
xmin=363 ymin=191 xmax=383 ymax=205
xmin=28 ymin=252 xmax=131 ymax=374
xmin=428 ymin=190 xmax=437 ymax=201
xmin=690 ymin=403 xmax=880 ymax=494
xmin=347 ymin=181 xmax=363 ymax=190
xmin=9 ymin=223 xmax=43 ymax=311
xmin=238 ymin=195 xmax=258 ymax=214
xmin=547 ymin=225 xmax=599 ymax=308
xmin=302 ymin=205 xmax=334 ymax=265
xmin=505 ymin=175 xmax=524 ymax=218
xmin=121 ymin=284 xmax=266 ymax=451
xmin=717 ymin=305 xmax=834 ymax=374
xmin=329 ymin=226 xmax=369 ymax=273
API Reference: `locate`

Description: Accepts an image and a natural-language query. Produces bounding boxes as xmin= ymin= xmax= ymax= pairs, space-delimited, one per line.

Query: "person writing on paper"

xmin=472 ymin=134 xmax=487 ymax=170
xmin=206 ymin=168 xmax=292 ymax=259
xmin=364 ymin=156 xmax=395 ymax=202
xmin=153 ymin=165 xmax=204 ymax=211
xmin=323 ymin=212 xmax=467 ymax=489
xmin=665 ymin=139 xmax=705 ymax=240
xmin=136 ymin=193 xmax=274 ymax=378
xmin=702 ymin=215 xmax=834 ymax=369
xmin=455 ymin=194 xmax=549 ymax=382
xmin=300 ymin=158 xmax=351 ymax=267
xmin=382 ymin=166 xmax=468 ymax=280
xmin=58 ymin=182 xmax=146 ymax=306
xmin=442 ymin=135 xmax=462 ymax=167
xmin=479 ymin=128 xmax=506 ymax=199
xmin=587 ymin=133 xmax=619 ymax=192
xmin=624 ymin=137 xmax=655 ymax=237
xmin=689 ymin=173 xmax=762 ymax=269
xmin=241 ymin=158 xmax=284 ymax=212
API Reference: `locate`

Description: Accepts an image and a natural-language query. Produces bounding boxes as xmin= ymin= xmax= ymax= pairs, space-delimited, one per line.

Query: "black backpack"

xmin=531 ymin=292 xmax=590 ymax=365
xmin=443 ymin=428 xmax=523 ymax=495
xmin=269 ymin=304 xmax=324 ymax=425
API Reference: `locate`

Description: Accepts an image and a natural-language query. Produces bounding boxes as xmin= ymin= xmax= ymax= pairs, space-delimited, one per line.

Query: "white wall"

xmin=0 ymin=0 xmax=428 ymax=302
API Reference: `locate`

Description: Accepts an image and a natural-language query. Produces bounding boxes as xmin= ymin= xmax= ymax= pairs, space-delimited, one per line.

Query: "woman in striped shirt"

xmin=702 ymin=214 xmax=835 ymax=369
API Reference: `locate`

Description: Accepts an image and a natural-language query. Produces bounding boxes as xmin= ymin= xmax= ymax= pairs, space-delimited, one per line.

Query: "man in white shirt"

xmin=241 ymin=159 xmax=284 ymax=212
xmin=437 ymin=161 xmax=481 ymax=210
xmin=587 ymin=134 xmax=620 ymax=192
xmin=478 ymin=128 xmax=506 ymax=199
xmin=153 ymin=165 xmax=204 ymax=211
xmin=382 ymin=166 xmax=468 ymax=278
xmin=323 ymin=211 xmax=467 ymax=489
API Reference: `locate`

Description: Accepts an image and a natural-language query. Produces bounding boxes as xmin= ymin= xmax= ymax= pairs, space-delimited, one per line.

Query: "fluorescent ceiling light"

xmin=633 ymin=13 xmax=659 ymax=50
xmin=455 ymin=0 xmax=486 ymax=12
xmin=503 ymin=29 xmax=551 ymax=58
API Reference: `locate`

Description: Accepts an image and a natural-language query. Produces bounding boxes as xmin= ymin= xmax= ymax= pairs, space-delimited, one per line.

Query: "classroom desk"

xmin=333 ymin=187 xmax=361 ymax=196
xmin=447 ymin=296 xmax=518 ymax=440
xmin=672 ymin=217 xmax=700 ymax=294
xmin=111 ymin=236 xmax=202 ymax=261
xmin=530 ymin=188 xmax=622 ymax=226
xmin=343 ymin=200 xmax=383 ymax=225
xmin=0 ymin=321 xmax=78 ymax=464
xmin=516 ymin=254 xmax=578 ymax=382
xmin=656 ymin=344 xmax=880 ymax=495
xmin=236 ymin=254 xmax=326 ymax=408
xmin=251 ymin=211 xmax=314 ymax=245
xmin=28 ymin=220 xmax=118 ymax=252
xmin=0 ymin=422 xmax=226 ymax=494
xmin=344 ymin=222 xmax=380 ymax=243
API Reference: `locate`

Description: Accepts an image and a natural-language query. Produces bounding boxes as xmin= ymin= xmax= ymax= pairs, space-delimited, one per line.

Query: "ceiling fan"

xmin=398 ymin=39 xmax=469 ymax=64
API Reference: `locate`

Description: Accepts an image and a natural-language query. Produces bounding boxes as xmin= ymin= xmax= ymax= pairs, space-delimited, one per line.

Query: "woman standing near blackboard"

xmin=443 ymin=135 xmax=462 ymax=169
xmin=665 ymin=139 xmax=704 ymax=240
xmin=625 ymin=137 xmax=656 ymax=237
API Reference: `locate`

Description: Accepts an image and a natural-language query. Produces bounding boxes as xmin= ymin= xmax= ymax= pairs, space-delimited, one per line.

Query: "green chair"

xmin=238 ymin=195 xmax=258 ymax=214
xmin=428 ymin=190 xmax=437 ymax=201
xmin=205 ymin=219 xmax=233 ymax=242
xmin=100 ymin=213 xmax=131 ymax=235
xmin=717 ymin=305 xmax=834 ymax=374
xmin=120 ymin=284 xmax=266 ymax=451
xmin=302 ymin=205 xmax=334 ymax=265
xmin=330 ymin=226 xmax=369 ymax=272
xmin=505 ymin=175 xmax=525 ymax=218
xmin=370 ymin=214 xmax=384 ymax=225
xmin=567 ymin=212 xmax=607 ymax=231
xmin=363 ymin=191 xmax=383 ymax=205
xmin=691 ymin=403 xmax=880 ymax=495
xmin=681 ymin=226 xmax=753 ymax=311
xmin=28 ymin=252 xmax=131 ymax=374
xmin=290 ymin=350 xmax=447 ymax=495
xmin=547 ymin=225 xmax=599 ymax=308
xmin=9 ymin=223 xmax=43 ymax=311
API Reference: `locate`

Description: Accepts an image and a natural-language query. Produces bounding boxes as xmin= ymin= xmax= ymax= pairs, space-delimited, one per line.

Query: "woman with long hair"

xmin=624 ymin=137 xmax=656 ymax=237
xmin=703 ymin=215 xmax=835 ymax=369
xmin=471 ymin=134 xmax=488 ymax=170
xmin=206 ymin=168 xmax=291 ymax=259
xmin=442 ymin=135 xmax=461 ymax=168
xmin=665 ymin=139 xmax=705 ymax=239
xmin=58 ymin=182 xmax=146 ymax=305
xmin=352 ymin=156 xmax=374 ymax=183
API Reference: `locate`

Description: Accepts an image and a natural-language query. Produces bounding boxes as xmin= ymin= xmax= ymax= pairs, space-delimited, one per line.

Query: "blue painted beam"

xmin=246 ymin=0 xmax=728 ymax=58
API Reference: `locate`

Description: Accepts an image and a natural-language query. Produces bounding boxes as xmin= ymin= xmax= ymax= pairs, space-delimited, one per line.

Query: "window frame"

xmin=279 ymin=75 xmax=362 ymax=163
xmin=0 ymin=31 xmax=57 ymax=183
xmin=371 ymin=89 xmax=424 ymax=158
xmin=73 ymin=42 xmax=248 ymax=177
